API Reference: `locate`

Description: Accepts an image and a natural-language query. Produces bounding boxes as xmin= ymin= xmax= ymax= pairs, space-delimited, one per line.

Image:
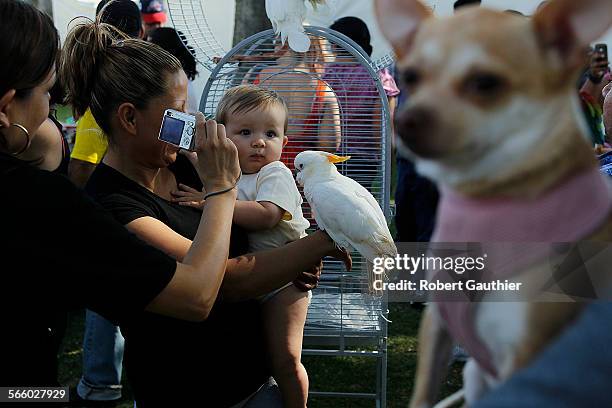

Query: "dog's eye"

xmin=463 ymin=73 xmax=506 ymax=95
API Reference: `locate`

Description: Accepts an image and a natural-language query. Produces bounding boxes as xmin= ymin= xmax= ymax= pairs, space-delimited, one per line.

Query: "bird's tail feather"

xmin=374 ymin=232 xmax=398 ymax=258
xmin=287 ymin=29 xmax=311 ymax=53
xmin=366 ymin=261 xmax=382 ymax=296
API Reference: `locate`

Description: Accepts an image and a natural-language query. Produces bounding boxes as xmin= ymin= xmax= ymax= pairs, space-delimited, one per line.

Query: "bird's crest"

xmin=326 ymin=153 xmax=351 ymax=164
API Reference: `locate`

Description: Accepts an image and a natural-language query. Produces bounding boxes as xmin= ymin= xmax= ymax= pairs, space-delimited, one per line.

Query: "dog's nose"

xmin=395 ymin=106 xmax=444 ymax=158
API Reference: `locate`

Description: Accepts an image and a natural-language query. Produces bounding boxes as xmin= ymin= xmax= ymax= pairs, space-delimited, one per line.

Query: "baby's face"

xmin=225 ymin=103 xmax=288 ymax=174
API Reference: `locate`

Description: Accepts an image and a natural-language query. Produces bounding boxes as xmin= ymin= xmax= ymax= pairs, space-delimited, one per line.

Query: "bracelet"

xmin=203 ymin=172 xmax=241 ymax=200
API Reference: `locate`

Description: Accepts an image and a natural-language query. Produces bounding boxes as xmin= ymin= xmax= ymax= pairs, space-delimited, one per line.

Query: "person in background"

xmin=15 ymin=79 xmax=69 ymax=175
xmin=324 ymin=16 xmax=399 ymax=188
xmin=68 ymin=0 xmax=144 ymax=188
xmin=149 ymin=27 xmax=200 ymax=113
xmin=603 ymin=76 xmax=612 ymax=141
xmin=579 ymin=45 xmax=610 ymax=151
xmin=251 ymin=40 xmax=342 ymax=170
xmin=393 ymin=66 xmax=439 ymax=243
xmin=140 ymin=0 xmax=167 ymax=41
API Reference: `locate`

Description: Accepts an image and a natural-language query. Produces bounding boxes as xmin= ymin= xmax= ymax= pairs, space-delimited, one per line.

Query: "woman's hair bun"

xmin=60 ymin=19 xmax=127 ymax=117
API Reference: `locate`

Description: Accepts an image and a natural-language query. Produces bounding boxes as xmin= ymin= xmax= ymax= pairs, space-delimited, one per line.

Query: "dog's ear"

xmin=533 ymin=0 xmax=612 ymax=71
xmin=374 ymin=0 xmax=432 ymax=60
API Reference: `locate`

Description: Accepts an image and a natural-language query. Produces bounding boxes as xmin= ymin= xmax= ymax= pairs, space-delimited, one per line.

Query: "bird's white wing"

xmin=339 ymin=174 xmax=389 ymax=231
xmin=305 ymin=179 xmax=397 ymax=262
xmin=265 ymin=0 xmax=311 ymax=52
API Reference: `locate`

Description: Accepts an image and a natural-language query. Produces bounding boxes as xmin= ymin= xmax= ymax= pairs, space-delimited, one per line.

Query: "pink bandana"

xmin=432 ymin=166 xmax=612 ymax=377
xmin=433 ymin=166 xmax=612 ymax=242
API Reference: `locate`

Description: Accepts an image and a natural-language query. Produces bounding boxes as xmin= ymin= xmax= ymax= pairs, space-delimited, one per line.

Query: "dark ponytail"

xmin=60 ymin=18 xmax=182 ymax=137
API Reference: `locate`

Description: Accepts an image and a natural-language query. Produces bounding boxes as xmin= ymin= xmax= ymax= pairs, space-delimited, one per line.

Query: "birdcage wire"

xmin=168 ymin=0 xmax=397 ymax=74
xmin=202 ymin=26 xmax=391 ymax=406
xmin=167 ymin=0 xmax=227 ymax=71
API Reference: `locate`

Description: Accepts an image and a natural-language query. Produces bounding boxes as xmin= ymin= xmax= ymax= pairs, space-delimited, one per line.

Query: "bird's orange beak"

xmin=327 ymin=154 xmax=351 ymax=164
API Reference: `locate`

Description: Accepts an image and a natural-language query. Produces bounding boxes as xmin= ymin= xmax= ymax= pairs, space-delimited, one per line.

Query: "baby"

xmin=177 ymin=85 xmax=312 ymax=407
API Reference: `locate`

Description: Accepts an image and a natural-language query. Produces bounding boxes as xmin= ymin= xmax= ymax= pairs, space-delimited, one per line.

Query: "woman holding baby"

xmin=59 ymin=16 xmax=351 ymax=407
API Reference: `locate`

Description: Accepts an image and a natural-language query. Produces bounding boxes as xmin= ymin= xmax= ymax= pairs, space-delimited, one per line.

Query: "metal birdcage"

xmin=200 ymin=26 xmax=392 ymax=407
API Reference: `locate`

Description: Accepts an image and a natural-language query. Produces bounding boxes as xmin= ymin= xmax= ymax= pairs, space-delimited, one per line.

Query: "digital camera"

xmin=158 ymin=109 xmax=197 ymax=151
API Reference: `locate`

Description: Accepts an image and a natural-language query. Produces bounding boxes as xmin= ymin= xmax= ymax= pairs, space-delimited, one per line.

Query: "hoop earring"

xmin=9 ymin=123 xmax=31 ymax=156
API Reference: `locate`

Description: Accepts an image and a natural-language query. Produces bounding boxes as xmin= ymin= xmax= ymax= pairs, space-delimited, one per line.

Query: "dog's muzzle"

xmin=395 ymin=106 xmax=446 ymax=158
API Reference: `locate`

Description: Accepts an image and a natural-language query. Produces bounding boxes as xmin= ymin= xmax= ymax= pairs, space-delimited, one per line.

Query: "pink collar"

xmin=433 ymin=166 xmax=612 ymax=378
xmin=433 ymin=167 xmax=612 ymax=243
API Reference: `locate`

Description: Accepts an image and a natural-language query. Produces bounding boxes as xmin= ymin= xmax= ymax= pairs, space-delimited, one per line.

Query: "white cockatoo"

xmin=265 ymin=0 xmax=327 ymax=53
xmin=295 ymin=151 xmax=398 ymax=281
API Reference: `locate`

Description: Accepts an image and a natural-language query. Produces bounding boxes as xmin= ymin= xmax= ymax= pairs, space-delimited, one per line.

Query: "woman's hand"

xmin=171 ymin=184 xmax=206 ymax=210
xmin=317 ymin=230 xmax=352 ymax=271
xmin=193 ymin=113 xmax=240 ymax=193
xmin=294 ymin=261 xmax=323 ymax=291
xmin=329 ymin=244 xmax=352 ymax=272
xmin=293 ymin=233 xmax=352 ymax=291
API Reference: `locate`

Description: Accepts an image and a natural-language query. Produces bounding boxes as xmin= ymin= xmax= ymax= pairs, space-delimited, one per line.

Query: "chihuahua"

xmin=375 ymin=0 xmax=612 ymax=406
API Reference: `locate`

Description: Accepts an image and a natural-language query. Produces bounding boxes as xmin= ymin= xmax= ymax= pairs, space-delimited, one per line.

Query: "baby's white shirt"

xmin=237 ymin=161 xmax=310 ymax=252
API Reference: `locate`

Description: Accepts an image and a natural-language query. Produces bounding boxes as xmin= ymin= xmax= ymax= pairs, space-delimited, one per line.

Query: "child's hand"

xmin=171 ymin=184 xmax=206 ymax=210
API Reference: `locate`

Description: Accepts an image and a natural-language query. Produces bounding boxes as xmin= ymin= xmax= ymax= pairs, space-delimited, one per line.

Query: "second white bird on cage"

xmin=265 ymin=0 xmax=333 ymax=52
xmin=295 ymin=151 xmax=397 ymax=271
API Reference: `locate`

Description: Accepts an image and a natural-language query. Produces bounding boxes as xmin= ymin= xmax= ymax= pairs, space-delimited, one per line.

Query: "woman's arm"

xmin=68 ymin=158 xmax=98 ymax=188
xmin=320 ymin=91 xmax=342 ymax=152
xmin=144 ymin=116 xmax=241 ymax=321
xmin=144 ymin=190 xmax=237 ymax=321
xmin=126 ymin=216 xmax=194 ymax=261
xmin=221 ymin=230 xmax=343 ymax=301
xmin=127 ymin=213 xmax=342 ymax=303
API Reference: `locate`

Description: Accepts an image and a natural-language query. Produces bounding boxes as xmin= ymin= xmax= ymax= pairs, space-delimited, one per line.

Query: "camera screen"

xmin=160 ymin=115 xmax=185 ymax=145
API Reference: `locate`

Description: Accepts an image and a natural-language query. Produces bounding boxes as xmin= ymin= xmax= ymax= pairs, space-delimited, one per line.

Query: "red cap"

xmin=142 ymin=11 xmax=166 ymax=24
xmin=141 ymin=0 xmax=167 ymax=24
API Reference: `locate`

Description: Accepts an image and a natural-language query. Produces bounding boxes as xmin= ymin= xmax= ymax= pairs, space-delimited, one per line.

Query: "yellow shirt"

xmin=70 ymin=109 xmax=108 ymax=164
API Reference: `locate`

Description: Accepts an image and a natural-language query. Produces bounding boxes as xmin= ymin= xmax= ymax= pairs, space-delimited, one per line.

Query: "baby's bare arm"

xmin=234 ymin=200 xmax=284 ymax=230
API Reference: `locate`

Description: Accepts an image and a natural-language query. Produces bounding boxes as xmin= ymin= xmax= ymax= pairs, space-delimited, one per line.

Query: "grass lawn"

xmin=58 ymin=304 xmax=462 ymax=407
